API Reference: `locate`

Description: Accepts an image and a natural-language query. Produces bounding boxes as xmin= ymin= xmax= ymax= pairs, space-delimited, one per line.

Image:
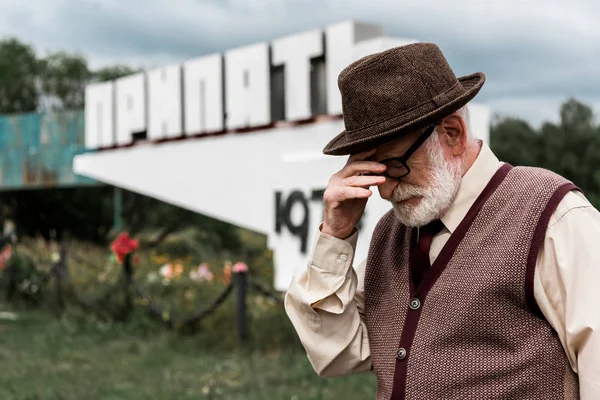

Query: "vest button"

xmin=396 ymin=347 xmax=407 ymax=361
xmin=409 ymin=298 xmax=421 ymax=310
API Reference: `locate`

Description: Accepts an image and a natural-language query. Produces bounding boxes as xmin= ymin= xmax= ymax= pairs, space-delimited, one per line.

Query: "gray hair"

xmin=431 ymin=104 xmax=473 ymax=139
xmin=455 ymin=105 xmax=472 ymax=137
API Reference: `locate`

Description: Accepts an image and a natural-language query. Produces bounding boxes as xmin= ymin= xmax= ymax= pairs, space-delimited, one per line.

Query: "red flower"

xmin=110 ymin=232 xmax=139 ymax=263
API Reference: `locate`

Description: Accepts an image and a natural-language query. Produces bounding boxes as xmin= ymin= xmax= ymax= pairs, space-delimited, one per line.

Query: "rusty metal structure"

xmin=0 ymin=110 xmax=96 ymax=190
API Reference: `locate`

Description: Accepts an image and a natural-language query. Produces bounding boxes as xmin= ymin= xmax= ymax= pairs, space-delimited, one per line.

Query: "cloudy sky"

xmin=0 ymin=0 xmax=598 ymax=127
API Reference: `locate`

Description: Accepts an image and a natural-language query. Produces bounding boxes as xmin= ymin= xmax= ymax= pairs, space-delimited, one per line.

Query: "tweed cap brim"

xmin=323 ymin=72 xmax=485 ymax=156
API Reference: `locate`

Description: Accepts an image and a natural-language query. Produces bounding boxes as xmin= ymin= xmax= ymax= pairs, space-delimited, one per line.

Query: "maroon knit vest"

xmin=364 ymin=164 xmax=580 ymax=400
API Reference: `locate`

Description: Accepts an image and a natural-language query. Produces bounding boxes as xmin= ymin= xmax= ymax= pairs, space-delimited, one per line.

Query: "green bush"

xmin=0 ymin=233 xmax=294 ymax=352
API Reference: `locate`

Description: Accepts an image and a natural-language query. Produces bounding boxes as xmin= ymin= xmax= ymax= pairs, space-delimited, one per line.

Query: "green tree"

xmin=539 ymin=99 xmax=600 ymax=206
xmin=38 ymin=53 xmax=137 ymax=111
xmin=490 ymin=98 xmax=600 ymax=209
xmin=38 ymin=51 xmax=91 ymax=110
xmin=0 ymin=38 xmax=138 ymax=114
xmin=0 ymin=38 xmax=40 ymax=113
xmin=560 ymin=97 xmax=594 ymax=132
xmin=0 ymin=37 xmax=138 ymax=113
xmin=490 ymin=117 xmax=540 ymax=167
xmin=93 ymin=65 xmax=139 ymax=83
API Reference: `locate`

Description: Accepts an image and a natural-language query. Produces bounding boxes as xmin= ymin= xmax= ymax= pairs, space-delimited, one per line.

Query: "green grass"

xmin=0 ymin=235 xmax=376 ymax=399
xmin=0 ymin=304 xmax=376 ymax=400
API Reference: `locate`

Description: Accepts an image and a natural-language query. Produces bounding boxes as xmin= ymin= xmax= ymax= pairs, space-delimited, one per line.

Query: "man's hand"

xmin=321 ymin=148 xmax=387 ymax=239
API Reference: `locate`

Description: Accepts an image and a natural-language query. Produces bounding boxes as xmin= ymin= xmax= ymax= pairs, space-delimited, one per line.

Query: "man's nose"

xmin=377 ymin=178 xmax=400 ymax=200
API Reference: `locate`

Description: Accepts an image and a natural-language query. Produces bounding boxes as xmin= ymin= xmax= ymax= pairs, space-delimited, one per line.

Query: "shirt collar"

xmin=440 ymin=142 xmax=504 ymax=234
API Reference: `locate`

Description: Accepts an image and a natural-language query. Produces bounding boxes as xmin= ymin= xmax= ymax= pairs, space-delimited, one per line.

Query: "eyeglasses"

xmin=375 ymin=123 xmax=437 ymax=179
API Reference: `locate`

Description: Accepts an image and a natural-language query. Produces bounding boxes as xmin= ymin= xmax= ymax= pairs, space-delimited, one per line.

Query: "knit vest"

xmin=364 ymin=164 xmax=580 ymax=400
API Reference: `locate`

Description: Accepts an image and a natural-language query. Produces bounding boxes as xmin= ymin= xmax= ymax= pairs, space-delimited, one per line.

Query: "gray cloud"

xmin=0 ymin=0 xmax=597 ymax=126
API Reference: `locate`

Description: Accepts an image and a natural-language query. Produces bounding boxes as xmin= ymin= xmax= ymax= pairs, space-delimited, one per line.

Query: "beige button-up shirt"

xmin=285 ymin=144 xmax=600 ymax=398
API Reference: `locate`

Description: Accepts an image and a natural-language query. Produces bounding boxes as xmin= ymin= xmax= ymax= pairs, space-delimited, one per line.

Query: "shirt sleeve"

xmin=534 ymin=191 xmax=600 ymax=399
xmin=284 ymin=226 xmax=372 ymax=377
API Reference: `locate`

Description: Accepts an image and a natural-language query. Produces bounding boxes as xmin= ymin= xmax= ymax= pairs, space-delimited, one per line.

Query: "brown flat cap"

xmin=323 ymin=42 xmax=485 ymax=155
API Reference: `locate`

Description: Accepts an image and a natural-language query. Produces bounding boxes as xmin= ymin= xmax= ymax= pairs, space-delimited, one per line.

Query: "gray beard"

xmin=390 ymin=141 xmax=462 ymax=227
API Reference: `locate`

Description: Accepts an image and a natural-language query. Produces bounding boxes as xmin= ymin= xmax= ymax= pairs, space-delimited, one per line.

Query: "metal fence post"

xmin=235 ymin=271 xmax=248 ymax=342
xmin=122 ymin=253 xmax=134 ymax=321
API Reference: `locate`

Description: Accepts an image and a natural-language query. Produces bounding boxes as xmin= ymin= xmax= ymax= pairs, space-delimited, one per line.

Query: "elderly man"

xmin=284 ymin=43 xmax=600 ymax=399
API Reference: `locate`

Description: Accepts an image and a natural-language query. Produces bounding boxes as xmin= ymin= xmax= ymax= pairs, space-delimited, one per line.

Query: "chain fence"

xmin=1 ymin=244 xmax=285 ymax=340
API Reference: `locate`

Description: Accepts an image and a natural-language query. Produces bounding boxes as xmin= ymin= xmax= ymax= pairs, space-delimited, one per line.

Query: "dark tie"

xmin=410 ymin=219 xmax=444 ymax=289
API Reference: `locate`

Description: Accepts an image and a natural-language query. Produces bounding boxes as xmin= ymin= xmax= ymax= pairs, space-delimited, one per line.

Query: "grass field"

xmin=0 ymin=304 xmax=376 ymax=400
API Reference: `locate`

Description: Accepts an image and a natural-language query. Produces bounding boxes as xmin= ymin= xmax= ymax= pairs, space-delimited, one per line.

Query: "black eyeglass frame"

xmin=375 ymin=123 xmax=438 ymax=179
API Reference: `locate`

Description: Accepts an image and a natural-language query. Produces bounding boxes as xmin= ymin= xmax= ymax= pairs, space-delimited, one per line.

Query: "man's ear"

xmin=439 ymin=113 xmax=467 ymax=156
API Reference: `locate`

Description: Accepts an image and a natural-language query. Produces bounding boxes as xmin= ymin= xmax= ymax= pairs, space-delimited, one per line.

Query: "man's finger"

xmin=326 ymin=186 xmax=372 ymax=203
xmin=346 ymin=148 xmax=377 ymax=164
xmin=342 ymin=161 xmax=387 ymax=177
xmin=343 ymin=175 xmax=386 ymax=188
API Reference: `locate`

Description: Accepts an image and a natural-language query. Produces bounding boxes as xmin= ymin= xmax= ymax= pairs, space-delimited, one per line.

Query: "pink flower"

xmin=190 ymin=263 xmax=214 ymax=282
xmin=232 ymin=261 xmax=248 ymax=273
xmin=160 ymin=264 xmax=173 ymax=279
xmin=198 ymin=264 xmax=213 ymax=280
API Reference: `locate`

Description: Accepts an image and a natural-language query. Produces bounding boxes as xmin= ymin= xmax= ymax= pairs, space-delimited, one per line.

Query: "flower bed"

xmin=0 ymin=231 xmax=282 ymax=341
